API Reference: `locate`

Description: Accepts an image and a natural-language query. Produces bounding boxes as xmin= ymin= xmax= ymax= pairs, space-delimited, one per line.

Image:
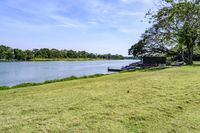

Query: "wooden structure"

xmin=108 ymin=67 xmax=123 ymax=72
xmin=107 ymin=57 xmax=167 ymax=72
xmin=141 ymin=57 xmax=166 ymax=66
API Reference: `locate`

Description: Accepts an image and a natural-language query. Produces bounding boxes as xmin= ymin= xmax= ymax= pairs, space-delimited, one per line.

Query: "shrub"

xmin=12 ymin=82 xmax=39 ymax=88
xmin=0 ymin=86 xmax=10 ymax=90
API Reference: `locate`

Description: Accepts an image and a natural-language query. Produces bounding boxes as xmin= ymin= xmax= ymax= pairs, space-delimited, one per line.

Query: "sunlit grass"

xmin=0 ymin=64 xmax=200 ymax=132
xmin=0 ymin=74 xmax=106 ymax=90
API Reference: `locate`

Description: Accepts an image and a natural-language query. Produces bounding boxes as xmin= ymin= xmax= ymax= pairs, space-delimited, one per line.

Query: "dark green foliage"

xmin=168 ymin=45 xmax=200 ymax=62
xmin=14 ymin=49 xmax=26 ymax=60
xmin=13 ymin=82 xmax=40 ymax=88
xmin=128 ymin=28 xmax=171 ymax=57
xmin=44 ymin=76 xmax=78 ymax=84
xmin=0 ymin=45 xmax=124 ymax=61
xmin=0 ymin=45 xmax=15 ymax=60
xmin=129 ymin=0 xmax=200 ymax=65
xmin=129 ymin=40 xmax=147 ymax=57
xmin=191 ymin=45 xmax=200 ymax=61
xmin=0 ymin=86 xmax=10 ymax=90
xmin=25 ymin=50 xmax=34 ymax=60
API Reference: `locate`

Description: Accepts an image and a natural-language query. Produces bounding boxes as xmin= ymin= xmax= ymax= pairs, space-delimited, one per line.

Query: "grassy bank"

xmin=1 ymin=65 xmax=200 ymax=132
xmin=0 ymin=74 xmax=107 ymax=90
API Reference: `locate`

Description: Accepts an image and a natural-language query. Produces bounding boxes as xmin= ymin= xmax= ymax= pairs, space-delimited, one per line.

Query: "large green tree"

xmin=129 ymin=0 xmax=200 ymax=64
xmin=0 ymin=45 xmax=15 ymax=60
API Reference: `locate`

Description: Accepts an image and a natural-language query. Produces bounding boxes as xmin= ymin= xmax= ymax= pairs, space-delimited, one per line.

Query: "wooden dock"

xmin=108 ymin=67 xmax=123 ymax=72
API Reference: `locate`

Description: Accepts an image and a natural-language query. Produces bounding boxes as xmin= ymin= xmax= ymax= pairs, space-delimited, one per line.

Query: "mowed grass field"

xmin=1 ymin=65 xmax=200 ymax=133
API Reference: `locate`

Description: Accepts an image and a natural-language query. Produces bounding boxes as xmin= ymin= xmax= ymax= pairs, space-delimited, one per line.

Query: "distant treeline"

xmin=0 ymin=45 xmax=124 ymax=61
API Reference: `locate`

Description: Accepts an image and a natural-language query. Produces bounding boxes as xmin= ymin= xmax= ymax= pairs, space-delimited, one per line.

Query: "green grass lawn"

xmin=1 ymin=65 xmax=200 ymax=132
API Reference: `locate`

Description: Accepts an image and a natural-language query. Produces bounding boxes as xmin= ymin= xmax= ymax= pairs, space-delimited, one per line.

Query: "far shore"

xmin=0 ymin=58 xmax=128 ymax=62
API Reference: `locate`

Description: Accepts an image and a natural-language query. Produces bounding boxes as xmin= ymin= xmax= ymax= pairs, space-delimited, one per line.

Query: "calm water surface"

xmin=0 ymin=60 xmax=137 ymax=86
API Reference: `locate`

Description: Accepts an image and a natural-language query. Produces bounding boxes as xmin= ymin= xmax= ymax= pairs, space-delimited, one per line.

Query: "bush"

xmin=0 ymin=86 xmax=10 ymax=90
xmin=12 ymin=82 xmax=39 ymax=88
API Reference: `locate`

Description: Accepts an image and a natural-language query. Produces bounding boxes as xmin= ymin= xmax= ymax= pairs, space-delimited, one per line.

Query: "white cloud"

xmin=118 ymin=11 xmax=146 ymax=16
xmin=49 ymin=15 xmax=84 ymax=28
xmin=0 ymin=0 xmax=158 ymax=55
xmin=118 ymin=28 xmax=136 ymax=34
xmin=121 ymin=0 xmax=156 ymax=5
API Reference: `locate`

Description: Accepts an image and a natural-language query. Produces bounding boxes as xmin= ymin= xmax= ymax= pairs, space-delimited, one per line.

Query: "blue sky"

xmin=0 ymin=0 xmax=158 ymax=55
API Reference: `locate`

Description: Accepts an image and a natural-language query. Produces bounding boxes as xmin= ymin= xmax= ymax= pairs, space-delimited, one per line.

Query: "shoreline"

xmin=0 ymin=58 xmax=127 ymax=62
xmin=0 ymin=59 xmax=136 ymax=90
xmin=0 ymin=67 xmax=169 ymax=90
xmin=0 ymin=63 xmax=198 ymax=132
xmin=0 ymin=73 xmax=110 ymax=90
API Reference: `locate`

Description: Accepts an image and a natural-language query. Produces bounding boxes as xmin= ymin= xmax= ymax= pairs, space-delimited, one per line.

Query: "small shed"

xmin=141 ymin=57 xmax=166 ymax=66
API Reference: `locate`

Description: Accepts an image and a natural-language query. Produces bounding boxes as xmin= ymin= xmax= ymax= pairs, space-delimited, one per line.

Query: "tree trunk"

xmin=186 ymin=45 xmax=193 ymax=65
xmin=181 ymin=49 xmax=185 ymax=62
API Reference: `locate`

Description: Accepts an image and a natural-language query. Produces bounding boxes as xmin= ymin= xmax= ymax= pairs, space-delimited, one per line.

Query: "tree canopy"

xmin=129 ymin=0 xmax=200 ymax=64
xmin=0 ymin=45 xmax=124 ymax=61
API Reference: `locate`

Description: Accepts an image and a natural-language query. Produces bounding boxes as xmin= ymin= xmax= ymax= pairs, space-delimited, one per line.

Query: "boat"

xmin=107 ymin=67 xmax=123 ymax=72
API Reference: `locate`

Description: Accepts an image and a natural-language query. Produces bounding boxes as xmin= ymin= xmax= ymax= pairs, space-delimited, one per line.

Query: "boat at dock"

xmin=108 ymin=65 xmax=137 ymax=72
xmin=107 ymin=67 xmax=123 ymax=72
xmin=108 ymin=60 xmax=140 ymax=72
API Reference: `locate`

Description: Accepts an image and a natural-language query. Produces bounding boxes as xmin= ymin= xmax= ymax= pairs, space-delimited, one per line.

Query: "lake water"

xmin=0 ymin=60 xmax=138 ymax=86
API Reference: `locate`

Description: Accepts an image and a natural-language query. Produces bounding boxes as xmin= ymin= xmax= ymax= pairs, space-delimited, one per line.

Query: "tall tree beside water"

xmin=129 ymin=0 xmax=200 ymax=64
